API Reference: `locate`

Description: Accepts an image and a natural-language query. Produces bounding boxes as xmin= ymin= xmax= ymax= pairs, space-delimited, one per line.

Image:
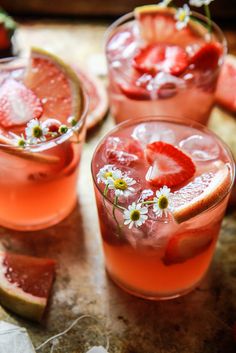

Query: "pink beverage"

xmin=0 ymin=51 xmax=87 ymax=230
xmin=105 ymin=6 xmax=226 ymax=125
xmin=91 ymin=117 xmax=235 ymax=299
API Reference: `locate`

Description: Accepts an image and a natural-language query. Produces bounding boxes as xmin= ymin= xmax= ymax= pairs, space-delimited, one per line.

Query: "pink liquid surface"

xmin=92 ymin=118 xmax=234 ymax=299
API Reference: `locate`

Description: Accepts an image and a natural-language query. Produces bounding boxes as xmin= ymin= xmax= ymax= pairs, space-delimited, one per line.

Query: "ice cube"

xmin=179 ymin=134 xmax=220 ymax=161
xmin=104 ymin=136 xmax=143 ymax=167
xmin=132 ymin=122 xmax=175 ymax=147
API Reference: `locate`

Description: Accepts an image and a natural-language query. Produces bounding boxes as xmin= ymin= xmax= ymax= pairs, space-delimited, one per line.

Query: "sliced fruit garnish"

xmin=24 ymin=47 xmax=84 ymax=125
xmin=119 ymin=81 xmax=150 ymax=100
xmin=74 ymin=67 xmax=108 ymax=129
xmin=0 ymin=133 xmax=60 ymax=164
xmin=134 ymin=5 xmax=202 ymax=46
xmin=145 ymin=141 xmax=196 ymax=187
xmin=163 ymin=228 xmax=214 ymax=265
xmin=0 ymin=78 xmax=42 ymax=128
xmin=0 ymin=251 xmax=55 ymax=321
xmin=173 ymin=165 xmax=231 ymax=223
xmin=215 ymin=54 xmax=236 ymax=113
xmin=133 ymin=44 xmax=188 ymax=76
xmin=189 ymin=42 xmax=222 ymax=71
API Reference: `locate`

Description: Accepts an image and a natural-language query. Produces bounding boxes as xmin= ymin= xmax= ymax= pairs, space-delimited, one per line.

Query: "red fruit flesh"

xmin=163 ymin=228 xmax=214 ymax=265
xmin=135 ymin=7 xmax=203 ymax=47
xmin=0 ymin=24 xmax=11 ymax=50
xmin=215 ymin=55 xmax=236 ymax=113
xmin=3 ymin=252 xmax=55 ymax=298
xmin=0 ymin=79 xmax=43 ymax=128
xmin=189 ymin=42 xmax=222 ymax=71
xmin=145 ymin=141 xmax=196 ymax=187
xmin=133 ymin=44 xmax=188 ymax=76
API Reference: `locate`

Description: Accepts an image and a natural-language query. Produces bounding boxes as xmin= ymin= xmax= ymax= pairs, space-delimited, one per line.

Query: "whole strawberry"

xmin=0 ymin=9 xmax=17 ymax=55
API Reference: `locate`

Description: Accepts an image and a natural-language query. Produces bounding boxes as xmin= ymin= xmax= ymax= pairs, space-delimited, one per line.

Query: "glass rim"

xmin=0 ymin=56 xmax=89 ymax=152
xmin=104 ymin=9 xmax=227 ymax=86
xmin=91 ymin=115 xmax=235 ymax=218
xmin=105 ymin=10 xmax=227 ymax=51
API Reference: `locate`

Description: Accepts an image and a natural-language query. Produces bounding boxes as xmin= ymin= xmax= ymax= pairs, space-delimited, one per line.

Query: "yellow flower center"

xmin=130 ymin=209 xmax=140 ymax=221
xmin=104 ymin=171 xmax=113 ymax=179
xmin=179 ymin=11 xmax=186 ymax=21
xmin=33 ymin=126 xmax=43 ymax=138
xmin=114 ymin=179 xmax=128 ymax=190
xmin=158 ymin=195 xmax=169 ymax=210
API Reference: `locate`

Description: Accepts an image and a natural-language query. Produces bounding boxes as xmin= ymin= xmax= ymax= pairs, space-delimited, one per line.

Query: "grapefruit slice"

xmin=172 ymin=165 xmax=231 ymax=223
xmin=24 ymin=47 xmax=84 ymax=125
xmin=134 ymin=5 xmax=202 ymax=47
xmin=74 ymin=67 xmax=108 ymax=129
xmin=215 ymin=54 xmax=236 ymax=113
xmin=0 ymin=251 xmax=55 ymax=321
xmin=163 ymin=228 xmax=214 ymax=265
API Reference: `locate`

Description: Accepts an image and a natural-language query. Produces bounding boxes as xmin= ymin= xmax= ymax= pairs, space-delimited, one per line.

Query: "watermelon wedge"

xmin=0 ymin=251 xmax=55 ymax=321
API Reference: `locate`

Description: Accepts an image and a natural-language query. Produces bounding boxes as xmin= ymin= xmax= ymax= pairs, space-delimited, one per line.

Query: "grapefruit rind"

xmin=74 ymin=67 xmax=108 ymax=129
xmin=173 ymin=166 xmax=231 ymax=223
xmin=0 ymin=252 xmax=55 ymax=321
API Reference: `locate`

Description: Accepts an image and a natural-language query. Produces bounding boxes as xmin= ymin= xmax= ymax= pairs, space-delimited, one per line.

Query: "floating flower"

xmin=189 ymin=0 xmax=214 ymax=6
xmin=123 ymin=202 xmax=148 ymax=229
xmin=107 ymin=173 xmax=136 ymax=197
xmin=175 ymin=4 xmax=191 ymax=30
xmin=138 ymin=189 xmax=154 ymax=202
xmin=153 ymin=186 xmax=173 ymax=217
xmin=25 ymin=118 xmax=48 ymax=144
xmin=10 ymin=133 xmax=27 ymax=148
xmin=158 ymin=0 xmax=172 ymax=7
xmin=96 ymin=165 xmax=118 ymax=185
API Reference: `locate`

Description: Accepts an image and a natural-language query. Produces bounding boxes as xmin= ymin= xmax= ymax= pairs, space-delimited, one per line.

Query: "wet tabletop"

xmin=0 ymin=19 xmax=236 ymax=353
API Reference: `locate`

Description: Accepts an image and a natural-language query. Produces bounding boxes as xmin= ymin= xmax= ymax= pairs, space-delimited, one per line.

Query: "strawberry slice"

xmin=163 ymin=228 xmax=215 ymax=265
xmin=133 ymin=44 xmax=188 ymax=76
xmin=0 ymin=79 xmax=43 ymax=128
xmin=189 ymin=42 xmax=223 ymax=71
xmin=215 ymin=54 xmax=236 ymax=113
xmin=145 ymin=141 xmax=196 ymax=187
xmin=119 ymin=82 xmax=150 ymax=100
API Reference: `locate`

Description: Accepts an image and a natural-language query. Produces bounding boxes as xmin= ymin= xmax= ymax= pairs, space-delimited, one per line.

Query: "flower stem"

xmin=113 ymin=196 xmax=122 ymax=235
xmin=204 ymin=4 xmax=212 ymax=33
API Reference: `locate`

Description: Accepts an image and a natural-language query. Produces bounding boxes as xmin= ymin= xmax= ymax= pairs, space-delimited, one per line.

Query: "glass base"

xmin=106 ymin=269 xmax=205 ymax=300
xmin=0 ymin=199 xmax=77 ymax=231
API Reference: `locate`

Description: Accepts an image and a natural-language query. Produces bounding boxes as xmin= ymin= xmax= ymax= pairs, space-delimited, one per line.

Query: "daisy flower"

xmin=107 ymin=173 xmax=136 ymax=197
xmin=153 ymin=186 xmax=174 ymax=217
xmin=97 ymin=164 xmax=118 ymax=185
xmin=123 ymin=203 xmax=148 ymax=229
xmin=25 ymin=118 xmax=48 ymax=144
xmin=189 ymin=0 xmax=214 ymax=7
xmin=10 ymin=133 xmax=27 ymax=148
xmin=175 ymin=4 xmax=191 ymax=30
